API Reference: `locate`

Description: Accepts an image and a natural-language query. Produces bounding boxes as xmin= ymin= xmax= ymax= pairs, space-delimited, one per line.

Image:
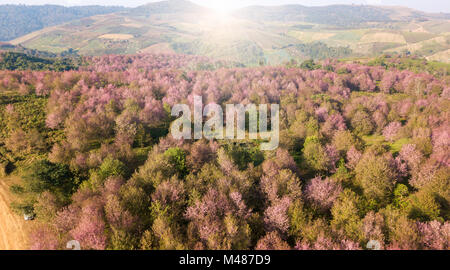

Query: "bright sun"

xmin=209 ymin=1 xmax=236 ymax=15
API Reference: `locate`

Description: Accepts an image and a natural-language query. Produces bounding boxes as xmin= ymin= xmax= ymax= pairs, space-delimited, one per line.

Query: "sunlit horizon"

xmin=1 ymin=0 xmax=449 ymax=14
xmin=206 ymin=1 xmax=240 ymax=15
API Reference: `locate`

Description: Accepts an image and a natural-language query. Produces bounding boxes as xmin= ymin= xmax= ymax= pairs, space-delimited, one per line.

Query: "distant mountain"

xmin=133 ymin=0 xmax=207 ymax=14
xmin=7 ymin=1 xmax=450 ymax=64
xmin=234 ymin=5 xmax=391 ymax=28
xmin=0 ymin=5 xmax=128 ymax=41
xmin=234 ymin=5 xmax=450 ymax=27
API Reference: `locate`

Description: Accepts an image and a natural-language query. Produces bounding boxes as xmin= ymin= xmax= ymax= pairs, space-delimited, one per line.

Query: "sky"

xmin=0 ymin=0 xmax=449 ymax=13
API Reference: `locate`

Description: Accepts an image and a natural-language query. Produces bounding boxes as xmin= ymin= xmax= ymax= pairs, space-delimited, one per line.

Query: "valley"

xmin=3 ymin=0 xmax=448 ymax=65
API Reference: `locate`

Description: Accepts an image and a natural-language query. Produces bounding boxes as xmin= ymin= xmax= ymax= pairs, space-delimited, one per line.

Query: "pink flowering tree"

xmin=305 ymin=177 xmax=343 ymax=212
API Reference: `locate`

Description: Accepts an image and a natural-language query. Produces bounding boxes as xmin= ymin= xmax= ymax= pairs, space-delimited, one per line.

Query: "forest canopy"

xmin=0 ymin=51 xmax=78 ymax=71
xmin=0 ymin=53 xmax=448 ymax=250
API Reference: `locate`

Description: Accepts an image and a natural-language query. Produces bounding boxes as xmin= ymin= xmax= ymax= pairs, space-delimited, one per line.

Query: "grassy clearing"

xmin=98 ymin=34 xmax=134 ymax=40
xmin=402 ymin=32 xmax=437 ymax=43
xmin=360 ymin=32 xmax=407 ymax=44
xmin=390 ymin=138 xmax=411 ymax=154
xmin=362 ymin=135 xmax=411 ymax=154
xmin=362 ymin=134 xmax=385 ymax=146
xmin=427 ymin=49 xmax=450 ymax=63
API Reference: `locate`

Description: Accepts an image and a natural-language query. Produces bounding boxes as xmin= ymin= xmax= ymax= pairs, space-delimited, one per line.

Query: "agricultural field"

xmin=7 ymin=1 xmax=449 ymax=64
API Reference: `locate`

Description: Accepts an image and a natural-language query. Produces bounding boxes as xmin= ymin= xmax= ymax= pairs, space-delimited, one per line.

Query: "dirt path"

xmin=0 ymin=178 xmax=29 ymax=250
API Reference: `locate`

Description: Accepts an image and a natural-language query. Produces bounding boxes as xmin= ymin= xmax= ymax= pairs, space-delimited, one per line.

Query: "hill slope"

xmin=9 ymin=1 xmax=450 ymax=64
xmin=0 ymin=5 xmax=127 ymax=41
xmin=234 ymin=4 xmax=450 ymax=26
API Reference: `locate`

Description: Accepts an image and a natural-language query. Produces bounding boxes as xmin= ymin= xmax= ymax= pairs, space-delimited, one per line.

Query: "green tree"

xmin=355 ymin=154 xmax=396 ymax=204
xmin=331 ymin=189 xmax=364 ymax=242
xmin=351 ymin=110 xmax=374 ymax=136
xmin=300 ymin=59 xmax=320 ymax=70
xmin=302 ymin=136 xmax=328 ymax=172
xmin=23 ymin=159 xmax=75 ymax=195
xmin=98 ymin=157 xmax=127 ymax=180
xmin=164 ymin=148 xmax=188 ymax=178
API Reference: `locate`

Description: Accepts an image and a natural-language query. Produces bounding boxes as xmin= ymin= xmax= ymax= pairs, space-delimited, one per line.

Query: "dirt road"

xmin=0 ymin=177 xmax=29 ymax=250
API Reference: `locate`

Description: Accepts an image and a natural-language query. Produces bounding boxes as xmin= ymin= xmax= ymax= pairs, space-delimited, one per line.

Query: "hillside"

xmin=0 ymin=5 xmax=127 ymax=41
xmin=7 ymin=1 xmax=450 ymax=65
xmin=0 ymin=51 xmax=79 ymax=71
xmin=234 ymin=5 xmax=450 ymax=26
xmin=0 ymin=42 xmax=80 ymax=58
xmin=0 ymin=42 xmax=80 ymax=71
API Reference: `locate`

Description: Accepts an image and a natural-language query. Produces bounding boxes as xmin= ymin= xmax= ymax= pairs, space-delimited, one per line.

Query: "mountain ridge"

xmin=0 ymin=4 xmax=128 ymax=41
xmin=5 ymin=1 xmax=450 ymax=64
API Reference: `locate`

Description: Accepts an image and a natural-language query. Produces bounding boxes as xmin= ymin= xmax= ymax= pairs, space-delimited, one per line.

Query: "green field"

xmin=8 ymin=1 xmax=450 ymax=64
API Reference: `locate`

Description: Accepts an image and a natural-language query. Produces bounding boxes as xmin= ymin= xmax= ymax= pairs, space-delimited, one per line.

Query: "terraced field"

xmin=7 ymin=1 xmax=450 ymax=64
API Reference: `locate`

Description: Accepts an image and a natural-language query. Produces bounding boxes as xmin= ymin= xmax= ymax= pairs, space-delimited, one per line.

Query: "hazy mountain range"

xmin=0 ymin=5 xmax=127 ymax=41
xmin=1 ymin=0 xmax=450 ymax=64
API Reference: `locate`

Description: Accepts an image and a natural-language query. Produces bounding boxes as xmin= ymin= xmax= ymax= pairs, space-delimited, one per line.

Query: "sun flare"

xmin=208 ymin=1 xmax=236 ymax=15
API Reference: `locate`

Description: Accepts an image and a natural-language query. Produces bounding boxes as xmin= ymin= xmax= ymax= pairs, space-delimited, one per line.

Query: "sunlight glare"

xmin=209 ymin=1 xmax=236 ymax=16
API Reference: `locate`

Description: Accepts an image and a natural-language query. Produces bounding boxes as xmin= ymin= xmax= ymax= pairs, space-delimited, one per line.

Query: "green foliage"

xmin=226 ymin=143 xmax=264 ymax=171
xmin=336 ymin=67 xmax=350 ymax=74
xmin=121 ymin=184 xmax=151 ymax=222
xmin=333 ymin=130 xmax=359 ymax=153
xmin=389 ymin=138 xmax=411 ymax=154
xmin=22 ymin=159 xmax=75 ymax=195
xmin=407 ymin=191 xmax=441 ymax=222
xmin=300 ymin=59 xmax=321 ymax=70
xmin=381 ymin=206 xmax=421 ymax=248
xmin=164 ymin=147 xmax=188 ymax=178
xmin=110 ymin=228 xmax=138 ymax=250
xmin=296 ymin=43 xmax=352 ymax=61
xmin=368 ymin=55 xmax=450 ymax=77
xmin=285 ymin=59 xmax=299 ymax=69
xmin=302 ymin=136 xmax=328 ymax=172
xmin=98 ymin=157 xmax=127 ymax=180
xmin=10 ymin=201 xmax=34 ymax=216
xmin=411 ymin=137 xmax=433 ymax=157
xmin=288 ymin=200 xmax=309 ymax=239
xmin=393 ymin=184 xmax=409 ymax=209
xmin=0 ymin=52 xmax=77 ymax=71
xmin=355 ymin=154 xmax=396 ymax=205
xmin=9 ymin=184 xmax=24 ymax=195
xmin=351 ymin=110 xmax=374 ymax=136
xmin=333 ymin=159 xmax=353 ymax=183
xmin=140 ymin=230 xmax=154 ymax=250
xmin=331 ymin=189 xmax=364 ymax=242
xmin=0 ymin=94 xmax=48 ymax=137
xmin=149 ymin=201 xmax=185 ymax=250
